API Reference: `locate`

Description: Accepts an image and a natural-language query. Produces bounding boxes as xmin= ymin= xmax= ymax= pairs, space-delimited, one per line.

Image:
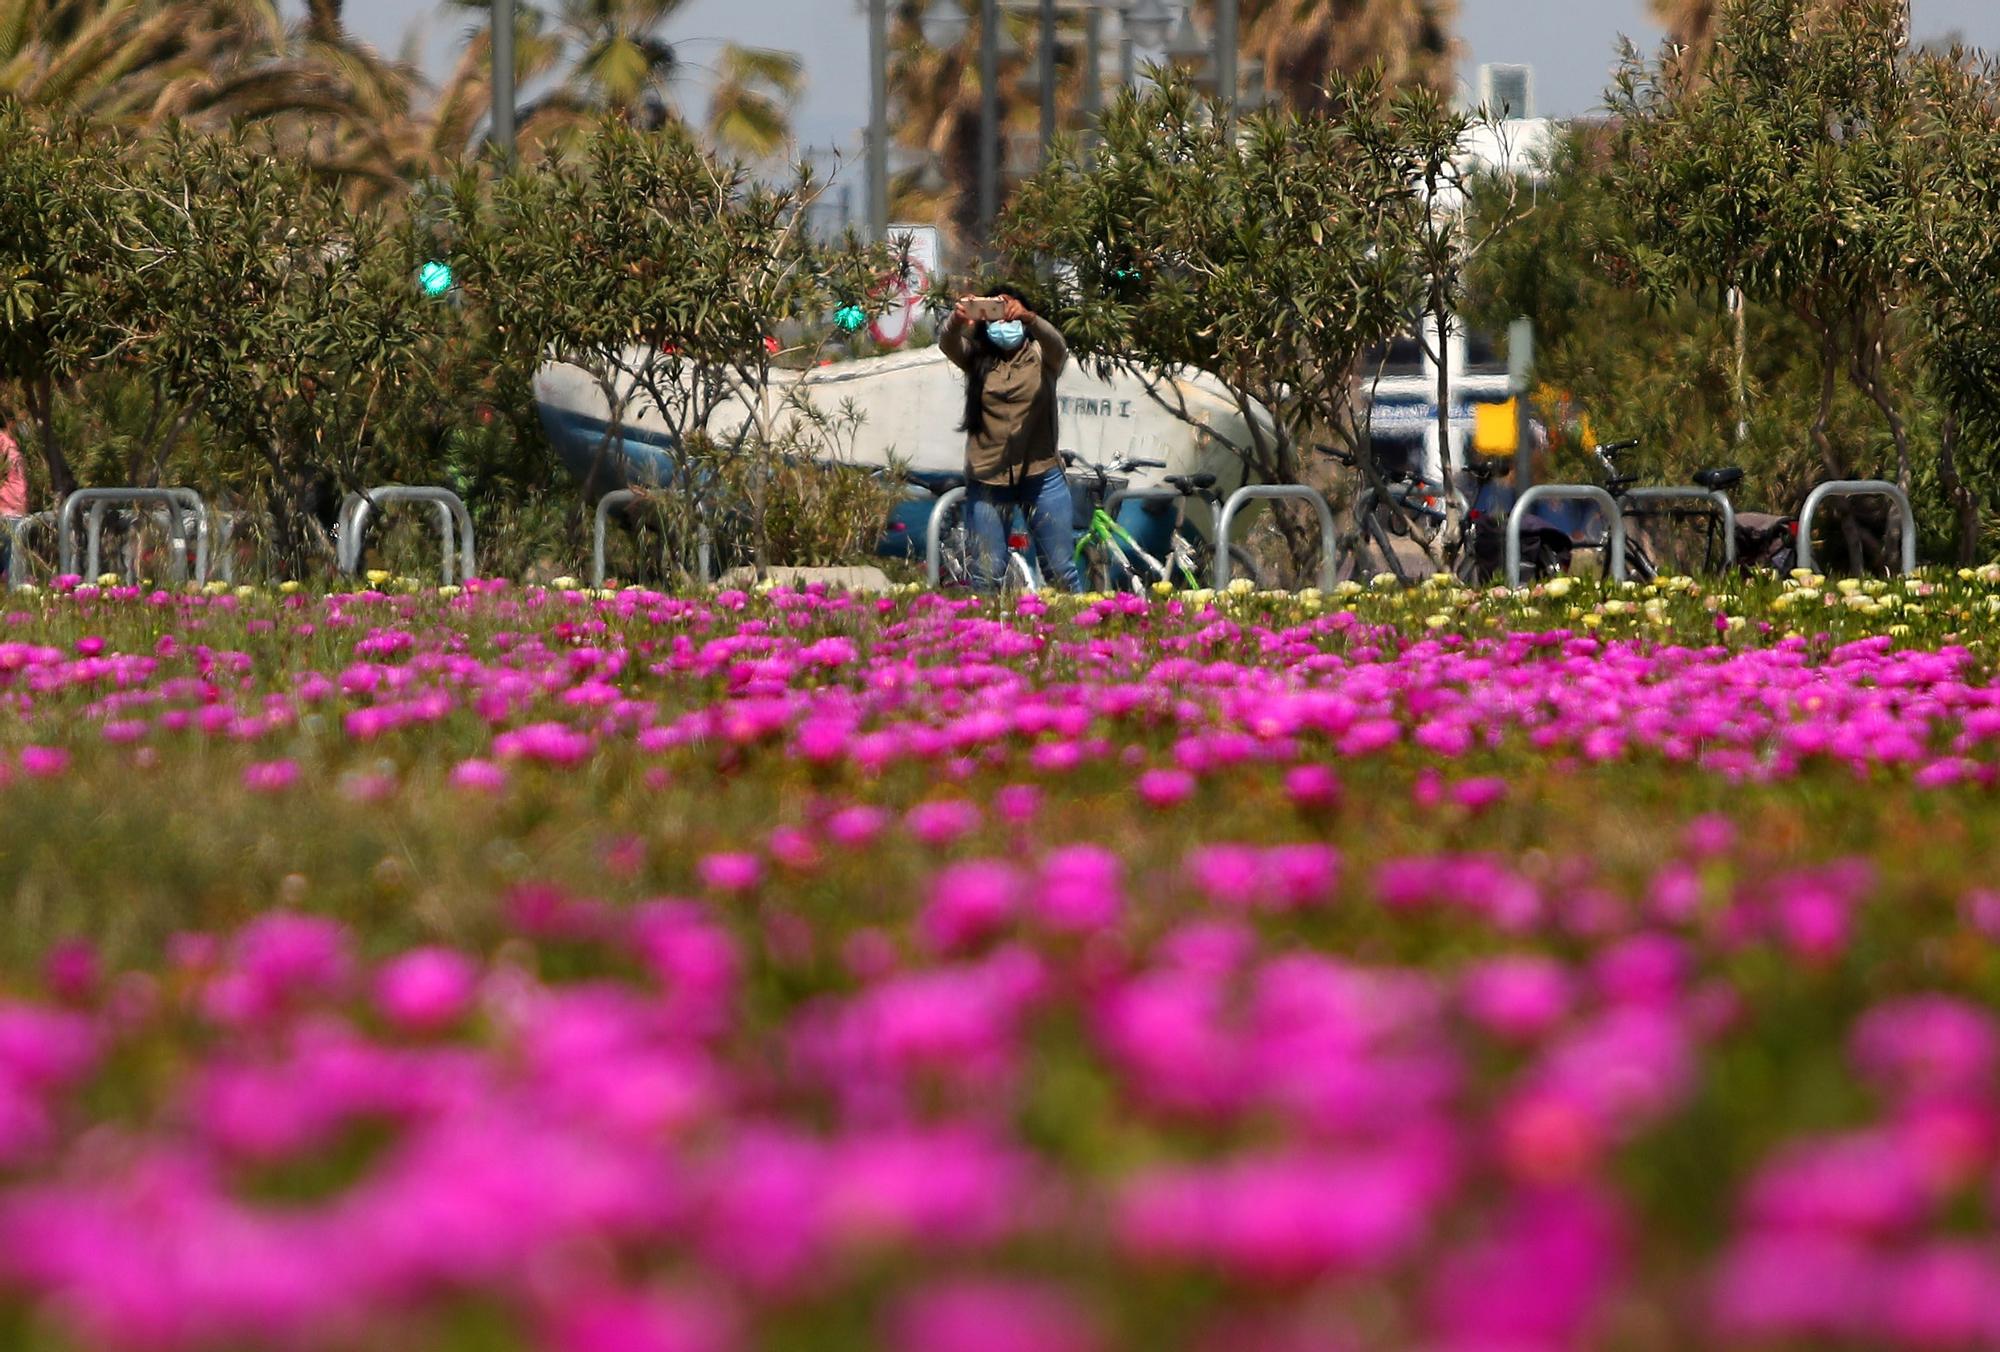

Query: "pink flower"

xmin=375 ymin=947 xmax=480 ymax=1035
xmin=1136 ymin=767 xmax=1196 ymax=809
xmin=241 ymin=759 xmax=300 ymax=793
xmin=921 ymin=860 xmax=1024 ymax=955
xmin=1034 ymin=844 xmax=1123 ymax=935
xmin=546 ymin=1288 xmax=737 ymax=1352
xmin=494 ymin=721 xmax=593 ymax=766
xmin=1283 ymin=763 xmax=1342 ymax=811
xmin=18 ymin=746 xmax=68 ymax=778
xmin=1462 ymin=955 xmax=1572 ymax=1042
xmin=1852 ymin=996 xmax=2000 ymax=1104
xmin=697 ymin=852 xmax=764 ymax=894
xmin=887 ymin=1279 xmax=1100 ymax=1352
xmin=824 ymin=805 xmax=889 ymax=850
xmin=906 ymin=799 xmax=982 ymax=847
xmin=449 ymin=758 xmax=508 ymax=793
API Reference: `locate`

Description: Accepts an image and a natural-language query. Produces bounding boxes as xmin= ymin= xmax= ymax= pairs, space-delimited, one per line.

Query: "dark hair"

xmin=958 ymin=283 xmax=1036 ymax=440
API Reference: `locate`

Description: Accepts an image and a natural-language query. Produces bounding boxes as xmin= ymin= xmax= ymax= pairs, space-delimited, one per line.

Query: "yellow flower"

xmin=1151 ymin=580 xmax=1175 ymax=597
xmin=235 ymin=585 xmax=256 ymax=600
xmin=1227 ymin=577 xmax=1256 ymax=596
xmin=1544 ymin=577 xmax=1573 ymax=598
xmin=1425 ymin=613 xmax=1450 ymax=629
xmin=438 ymin=585 xmax=463 ymax=599
xmin=96 ymin=573 xmax=121 ymax=587
xmin=549 ymin=576 xmax=581 ymax=591
xmin=279 ymin=580 xmax=302 ymax=594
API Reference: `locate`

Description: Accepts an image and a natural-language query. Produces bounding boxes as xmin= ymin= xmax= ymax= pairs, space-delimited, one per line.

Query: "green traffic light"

xmin=834 ymin=303 xmax=867 ymax=333
xmin=418 ymin=260 xmax=455 ymax=298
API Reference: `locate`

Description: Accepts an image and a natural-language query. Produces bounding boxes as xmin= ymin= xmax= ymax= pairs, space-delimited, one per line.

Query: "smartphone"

xmin=966 ymin=297 xmax=1008 ymax=323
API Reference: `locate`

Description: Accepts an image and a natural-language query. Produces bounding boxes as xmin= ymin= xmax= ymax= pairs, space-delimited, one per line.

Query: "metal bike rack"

xmin=1508 ymin=484 xmax=1625 ymax=588
xmin=87 ymin=503 xmax=202 ymax=584
xmin=60 ymin=489 xmax=210 ymax=585
xmin=2 ymin=513 xmax=54 ymax=590
xmin=1796 ymin=480 xmax=1917 ymax=577
xmin=1619 ymin=486 xmax=1737 ymax=571
xmin=590 ymin=489 xmax=715 ymax=589
xmin=338 ymin=486 xmax=476 ymax=583
xmin=1214 ymin=485 xmax=1337 ymax=592
xmin=925 ymin=485 xmax=968 ymax=588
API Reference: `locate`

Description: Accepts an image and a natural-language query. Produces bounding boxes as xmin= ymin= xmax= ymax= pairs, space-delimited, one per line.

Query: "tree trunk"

xmin=1806 ymin=321 xmax=1864 ymax=570
xmin=1938 ymin=415 xmax=1980 ymax=565
xmin=27 ymin=376 xmax=75 ymax=503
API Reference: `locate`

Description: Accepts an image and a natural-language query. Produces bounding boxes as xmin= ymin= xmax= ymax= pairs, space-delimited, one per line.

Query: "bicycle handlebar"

xmin=1596 ymin=438 xmax=1641 ymax=455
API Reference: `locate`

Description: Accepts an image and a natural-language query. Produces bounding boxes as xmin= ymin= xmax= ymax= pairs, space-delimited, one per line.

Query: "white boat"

xmin=532 ymin=344 xmax=1271 ymax=554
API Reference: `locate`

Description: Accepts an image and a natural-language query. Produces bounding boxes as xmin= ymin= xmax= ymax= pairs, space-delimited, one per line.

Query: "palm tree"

xmin=552 ymin=0 xmax=683 ymax=121
xmin=1236 ymin=0 xmax=1458 ymax=111
xmin=0 ymin=0 xmax=423 ymax=200
xmin=1649 ymin=0 xmax=1717 ymax=61
xmin=704 ymin=44 xmax=802 ymax=160
xmin=438 ymin=0 xmax=799 ymax=161
xmin=886 ymin=0 xmax=1460 ymax=252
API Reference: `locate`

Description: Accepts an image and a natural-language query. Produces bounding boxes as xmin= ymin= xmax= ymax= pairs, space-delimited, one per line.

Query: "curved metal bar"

xmin=591 ymin=490 xmax=716 ymax=589
xmin=1618 ymin=485 xmax=1737 ymax=571
xmin=60 ymin=488 xmax=209 ymax=585
xmin=1508 ymin=484 xmax=1624 ymax=589
xmin=1796 ymin=480 xmax=1917 ymax=576
xmin=925 ymin=485 xmax=968 ymax=589
xmin=341 ymin=486 xmax=476 ymax=584
xmin=1213 ymin=485 xmax=1337 ymax=592
xmin=2 ymin=513 xmax=54 ymax=590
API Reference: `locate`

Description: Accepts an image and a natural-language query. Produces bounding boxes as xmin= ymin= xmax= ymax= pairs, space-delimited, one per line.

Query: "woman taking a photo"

xmin=938 ymin=285 xmax=1076 ymax=591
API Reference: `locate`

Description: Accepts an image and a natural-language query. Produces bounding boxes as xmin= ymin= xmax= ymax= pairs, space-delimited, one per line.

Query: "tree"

xmin=1001 ymin=70 xmax=1420 ymax=578
xmin=0 ymin=105 xmax=124 ymax=499
xmin=461 ymin=118 xmax=889 ymax=571
xmin=1603 ymin=0 xmax=1923 ymax=511
xmin=1907 ymin=45 xmax=2000 ymax=561
xmin=95 ymin=132 xmax=434 ymax=570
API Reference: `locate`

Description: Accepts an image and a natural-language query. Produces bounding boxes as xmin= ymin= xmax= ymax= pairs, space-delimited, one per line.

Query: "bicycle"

xmin=1322 ymin=444 xmax=1454 ymax=585
xmin=928 ymin=479 xmax=1041 ymax=592
xmin=1063 ymin=453 xmax=1264 ymax=593
xmin=1593 ymin=438 xmax=1761 ymax=582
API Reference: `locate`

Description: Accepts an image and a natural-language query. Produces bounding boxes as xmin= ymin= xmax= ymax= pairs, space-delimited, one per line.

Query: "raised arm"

xmin=1002 ymin=294 xmax=1067 ymax=377
xmin=938 ymin=299 xmax=973 ymax=371
xmin=1027 ymin=313 xmax=1068 ymax=377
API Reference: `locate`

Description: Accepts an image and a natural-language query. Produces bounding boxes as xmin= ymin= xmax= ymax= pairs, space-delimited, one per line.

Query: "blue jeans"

xmin=966 ymin=466 xmax=1079 ymax=592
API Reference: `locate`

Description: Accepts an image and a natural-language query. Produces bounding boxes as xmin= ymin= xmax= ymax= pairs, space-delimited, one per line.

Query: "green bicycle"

xmin=1063 ymin=452 xmax=1264 ymax=593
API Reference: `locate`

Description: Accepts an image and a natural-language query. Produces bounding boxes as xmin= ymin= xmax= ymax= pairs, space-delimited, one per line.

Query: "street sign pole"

xmin=1509 ymin=317 xmax=1535 ymax=495
xmin=492 ymin=0 xmax=516 ymax=161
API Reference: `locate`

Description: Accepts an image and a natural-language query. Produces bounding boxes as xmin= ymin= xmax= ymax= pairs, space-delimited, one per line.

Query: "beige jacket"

xmin=939 ymin=313 xmax=1069 ymax=486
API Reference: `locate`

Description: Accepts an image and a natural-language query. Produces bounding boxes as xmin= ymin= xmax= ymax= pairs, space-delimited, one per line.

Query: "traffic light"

xmin=418 ymin=260 xmax=455 ymax=299
xmin=834 ymin=302 xmax=867 ymax=333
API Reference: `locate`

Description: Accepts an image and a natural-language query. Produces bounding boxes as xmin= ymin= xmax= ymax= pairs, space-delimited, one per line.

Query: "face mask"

xmin=986 ymin=319 xmax=1027 ymax=352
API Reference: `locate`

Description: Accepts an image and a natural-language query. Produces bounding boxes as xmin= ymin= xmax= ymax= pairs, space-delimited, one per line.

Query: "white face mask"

xmin=986 ymin=319 xmax=1027 ymax=352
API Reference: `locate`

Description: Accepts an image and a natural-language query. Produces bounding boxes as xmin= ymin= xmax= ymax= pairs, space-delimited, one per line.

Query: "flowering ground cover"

xmin=2 ymin=569 xmax=2000 ymax=1349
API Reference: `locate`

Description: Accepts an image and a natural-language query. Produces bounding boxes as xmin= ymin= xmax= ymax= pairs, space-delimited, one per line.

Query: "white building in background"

xmin=1360 ymin=64 xmax=1559 ymax=486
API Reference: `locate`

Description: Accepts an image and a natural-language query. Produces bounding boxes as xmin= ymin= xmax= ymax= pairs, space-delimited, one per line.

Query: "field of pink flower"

xmin=1 ymin=570 xmax=1999 ymax=1350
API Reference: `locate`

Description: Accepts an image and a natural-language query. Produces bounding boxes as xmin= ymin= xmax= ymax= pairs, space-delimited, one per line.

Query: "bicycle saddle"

xmin=1165 ymin=473 xmax=1217 ymax=494
xmin=1694 ymin=466 xmax=1744 ymax=492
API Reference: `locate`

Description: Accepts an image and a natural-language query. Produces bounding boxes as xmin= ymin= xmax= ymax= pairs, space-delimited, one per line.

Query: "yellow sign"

xmin=1472 ymin=399 xmax=1518 ymax=457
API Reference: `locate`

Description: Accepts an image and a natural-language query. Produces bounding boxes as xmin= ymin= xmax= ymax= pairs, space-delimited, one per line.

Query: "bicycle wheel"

xmin=1620 ymin=537 xmax=1658 ymax=584
xmin=931 ymin=496 xmax=975 ymax=589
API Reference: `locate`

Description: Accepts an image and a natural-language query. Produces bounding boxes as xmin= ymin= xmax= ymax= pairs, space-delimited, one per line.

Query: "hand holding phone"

xmin=964 ymin=296 xmax=1008 ymax=323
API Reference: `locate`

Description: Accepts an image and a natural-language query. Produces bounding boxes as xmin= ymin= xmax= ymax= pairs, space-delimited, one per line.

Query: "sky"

xmin=316 ymin=0 xmax=2000 ymax=163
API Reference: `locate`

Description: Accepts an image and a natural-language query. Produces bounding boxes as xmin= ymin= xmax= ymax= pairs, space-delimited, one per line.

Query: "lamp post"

xmin=492 ymin=0 xmax=516 ymax=160
xmin=867 ymin=0 xmax=889 ymax=239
